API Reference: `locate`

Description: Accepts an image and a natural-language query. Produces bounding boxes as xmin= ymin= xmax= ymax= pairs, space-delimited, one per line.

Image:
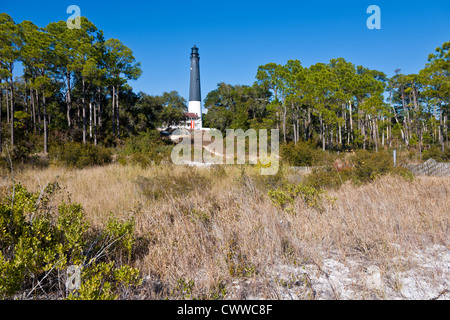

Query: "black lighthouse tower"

xmin=188 ymin=45 xmax=202 ymax=128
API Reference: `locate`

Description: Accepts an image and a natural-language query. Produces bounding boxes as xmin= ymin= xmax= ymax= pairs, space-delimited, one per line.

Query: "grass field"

xmin=1 ymin=163 xmax=449 ymax=299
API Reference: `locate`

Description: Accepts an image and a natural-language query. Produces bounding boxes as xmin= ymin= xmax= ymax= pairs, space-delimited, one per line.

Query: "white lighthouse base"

xmin=188 ymin=101 xmax=202 ymax=129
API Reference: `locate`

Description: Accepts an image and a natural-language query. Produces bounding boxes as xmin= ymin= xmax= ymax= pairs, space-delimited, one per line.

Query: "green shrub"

xmin=171 ymin=277 xmax=196 ymax=299
xmin=0 ymin=183 xmax=142 ymax=300
xmin=119 ymin=130 xmax=173 ymax=168
xmin=281 ymin=141 xmax=330 ymax=167
xmin=351 ymin=150 xmax=393 ymax=183
xmin=243 ymin=165 xmax=289 ymax=192
xmin=392 ymin=166 xmax=415 ymax=182
xmin=57 ymin=203 xmax=90 ymax=266
xmin=302 ymin=150 xmax=412 ymax=189
xmin=49 ymin=142 xmax=112 ymax=169
xmin=303 ymin=167 xmax=350 ymax=190
xmin=268 ymin=187 xmax=296 ymax=209
xmin=268 ymin=183 xmax=329 ymax=212
xmin=0 ymin=251 xmax=24 ymax=297
xmin=67 ymin=262 xmax=117 ymax=300
xmin=104 ymin=216 xmax=136 ymax=263
xmin=422 ymin=146 xmax=450 ymax=162
xmin=114 ymin=265 xmax=142 ymax=288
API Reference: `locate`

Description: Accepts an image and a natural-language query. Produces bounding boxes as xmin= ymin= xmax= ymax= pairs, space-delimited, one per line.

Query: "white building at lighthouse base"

xmin=188 ymin=100 xmax=203 ymax=129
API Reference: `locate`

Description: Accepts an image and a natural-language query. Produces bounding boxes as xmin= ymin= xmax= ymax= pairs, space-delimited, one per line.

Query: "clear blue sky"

xmin=2 ymin=0 xmax=450 ymax=104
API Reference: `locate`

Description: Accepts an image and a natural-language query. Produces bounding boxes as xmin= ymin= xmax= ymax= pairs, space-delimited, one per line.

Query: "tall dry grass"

xmin=1 ymin=163 xmax=448 ymax=299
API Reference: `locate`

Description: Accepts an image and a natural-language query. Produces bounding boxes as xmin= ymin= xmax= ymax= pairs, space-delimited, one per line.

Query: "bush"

xmin=351 ymin=150 xmax=393 ymax=183
xmin=243 ymin=165 xmax=289 ymax=192
xmin=268 ymin=183 xmax=329 ymax=212
xmin=422 ymin=146 xmax=450 ymax=162
xmin=281 ymin=141 xmax=329 ymax=167
xmin=0 ymin=183 xmax=142 ymax=300
xmin=119 ymin=130 xmax=173 ymax=168
xmin=302 ymin=150 xmax=409 ymax=189
xmin=104 ymin=216 xmax=136 ymax=263
xmin=49 ymin=142 xmax=112 ymax=169
xmin=302 ymin=166 xmax=351 ymax=190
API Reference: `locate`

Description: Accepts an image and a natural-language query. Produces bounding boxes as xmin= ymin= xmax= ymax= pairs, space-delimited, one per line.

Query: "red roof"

xmin=185 ymin=113 xmax=200 ymax=119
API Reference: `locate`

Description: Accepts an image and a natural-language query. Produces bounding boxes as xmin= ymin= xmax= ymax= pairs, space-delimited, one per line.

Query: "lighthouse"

xmin=188 ymin=45 xmax=202 ymax=129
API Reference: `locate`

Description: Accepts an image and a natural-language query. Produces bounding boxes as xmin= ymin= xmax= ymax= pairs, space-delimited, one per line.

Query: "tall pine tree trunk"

xmin=320 ymin=116 xmax=325 ymax=151
xmin=401 ymin=89 xmax=409 ymax=145
xmin=305 ymin=108 xmax=311 ymax=141
xmin=97 ymin=87 xmax=102 ymax=129
xmin=291 ymin=104 xmax=297 ymax=144
xmin=9 ymin=70 xmax=14 ymax=147
xmin=77 ymin=105 xmax=80 ymax=129
xmin=116 ymin=89 xmax=120 ymax=139
xmin=94 ymin=96 xmax=98 ymax=146
xmin=339 ymin=124 xmax=342 ymax=146
xmin=330 ymin=126 xmax=333 ymax=150
xmin=303 ymin=117 xmax=307 ymax=141
xmin=82 ymin=79 xmax=87 ymax=144
xmin=25 ymin=80 xmax=29 ymax=134
xmin=31 ymin=87 xmax=36 ymax=132
xmin=442 ymin=113 xmax=447 ymax=147
xmin=66 ymin=72 xmax=72 ymax=128
xmin=373 ymin=118 xmax=378 ymax=152
xmin=43 ymin=94 xmax=48 ymax=154
xmin=6 ymin=86 xmax=9 ymax=124
xmin=36 ymin=90 xmax=41 ymax=125
xmin=362 ymin=114 xmax=366 ymax=150
xmin=349 ymin=101 xmax=353 ymax=144
xmin=112 ymin=85 xmax=116 ymax=137
xmin=387 ymin=124 xmax=390 ymax=147
xmin=89 ymin=101 xmax=93 ymax=139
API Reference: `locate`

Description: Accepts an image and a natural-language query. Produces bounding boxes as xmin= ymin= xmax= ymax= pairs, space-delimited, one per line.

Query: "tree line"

xmin=1 ymin=12 xmax=448 ymax=160
xmin=204 ymin=42 xmax=449 ymax=156
xmin=0 ymin=13 xmax=141 ymax=152
xmin=0 ymin=13 xmax=172 ymax=155
xmin=0 ymin=12 xmax=191 ymax=158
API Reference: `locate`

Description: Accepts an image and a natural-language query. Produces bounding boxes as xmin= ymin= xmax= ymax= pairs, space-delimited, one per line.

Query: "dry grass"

xmin=1 ymin=163 xmax=448 ymax=299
